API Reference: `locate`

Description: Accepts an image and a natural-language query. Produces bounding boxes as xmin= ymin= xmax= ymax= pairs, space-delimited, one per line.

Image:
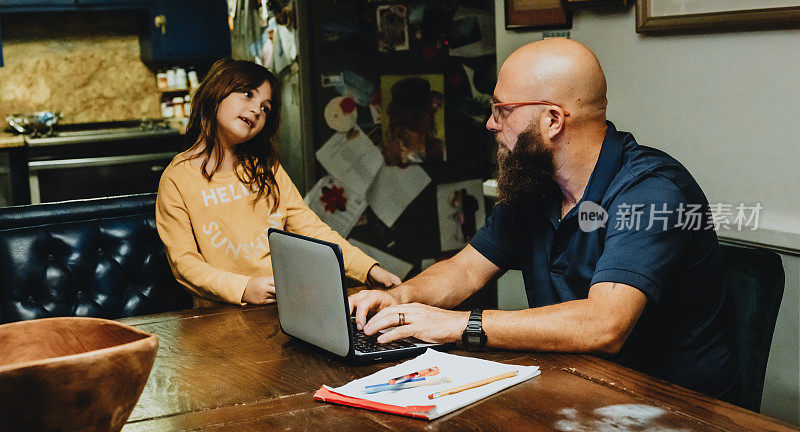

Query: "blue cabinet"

xmin=0 ymin=0 xmax=229 ymax=68
xmin=0 ymin=1 xmax=74 ymax=12
xmin=0 ymin=0 xmax=146 ymax=12
xmin=76 ymin=0 xmax=148 ymax=8
xmin=139 ymin=0 xmax=230 ymax=65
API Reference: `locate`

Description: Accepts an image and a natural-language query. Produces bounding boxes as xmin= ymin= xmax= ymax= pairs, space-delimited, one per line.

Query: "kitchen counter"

xmin=0 ymin=133 xmax=25 ymax=149
xmin=1 ymin=118 xmax=186 ymax=151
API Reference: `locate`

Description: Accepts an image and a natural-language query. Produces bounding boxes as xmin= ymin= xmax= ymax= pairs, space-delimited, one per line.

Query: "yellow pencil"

xmin=427 ymin=370 xmax=519 ymax=399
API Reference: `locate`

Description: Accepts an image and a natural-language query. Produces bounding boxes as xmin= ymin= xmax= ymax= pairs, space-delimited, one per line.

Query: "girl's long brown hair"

xmin=184 ymin=58 xmax=282 ymax=211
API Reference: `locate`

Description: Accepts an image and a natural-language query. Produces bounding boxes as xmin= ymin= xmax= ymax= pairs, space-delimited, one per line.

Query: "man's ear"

xmin=545 ymin=107 xmax=566 ymax=139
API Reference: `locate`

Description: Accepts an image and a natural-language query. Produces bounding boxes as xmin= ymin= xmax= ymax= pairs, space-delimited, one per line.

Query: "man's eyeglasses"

xmin=490 ymin=101 xmax=570 ymax=123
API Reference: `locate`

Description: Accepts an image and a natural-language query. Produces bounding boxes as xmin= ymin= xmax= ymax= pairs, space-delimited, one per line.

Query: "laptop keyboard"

xmin=351 ymin=317 xmax=417 ymax=353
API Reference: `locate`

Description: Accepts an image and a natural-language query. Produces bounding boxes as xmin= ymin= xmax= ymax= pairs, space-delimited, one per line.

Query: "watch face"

xmin=466 ymin=334 xmax=484 ymax=347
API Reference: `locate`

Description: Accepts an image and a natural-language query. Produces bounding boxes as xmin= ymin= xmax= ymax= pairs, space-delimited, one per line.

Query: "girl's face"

xmin=215 ymin=80 xmax=272 ymax=147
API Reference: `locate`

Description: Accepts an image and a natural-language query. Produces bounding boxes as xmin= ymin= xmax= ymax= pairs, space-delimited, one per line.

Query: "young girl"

xmin=156 ymin=59 xmax=400 ymax=306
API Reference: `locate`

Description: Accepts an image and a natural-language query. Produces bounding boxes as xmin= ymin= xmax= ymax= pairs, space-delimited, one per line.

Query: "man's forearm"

xmin=482 ymin=301 xmax=626 ymax=354
xmin=389 ymin=260 xmax=473 ymax=308
xmin=389 ymin=250 xmax=493 ymax=308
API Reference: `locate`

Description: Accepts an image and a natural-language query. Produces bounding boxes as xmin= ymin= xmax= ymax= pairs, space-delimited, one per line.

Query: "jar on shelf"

xmin=166 ymin=69 xmax=176 ymax=90
xmin=172 ymin=97 xmax=185 ymax=119
xmin=156 ymin=70 xmax=168 ymax=90
xmin=175 ymin=67 xmax=188 ymax=90
xmin=163 ymin=99 xmax=174 ymax=118
xmin=188 ymin=68 xmax=200 ymax=89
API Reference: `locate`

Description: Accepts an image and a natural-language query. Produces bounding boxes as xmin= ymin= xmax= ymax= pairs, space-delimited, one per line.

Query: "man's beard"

xmin=496 ymin=127 xmax=555 ymax=205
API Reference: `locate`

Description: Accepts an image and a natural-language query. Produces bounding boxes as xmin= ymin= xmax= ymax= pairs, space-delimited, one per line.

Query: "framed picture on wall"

xmin=376 ymin=5 xmax=410 ymax=51
xmin=505 ymin=0 xmax=572 ymax=30
xmin=380 ymin=74 xmax=446 ymax=165
xmin=636 ymin=0 xmax=800 ymax=34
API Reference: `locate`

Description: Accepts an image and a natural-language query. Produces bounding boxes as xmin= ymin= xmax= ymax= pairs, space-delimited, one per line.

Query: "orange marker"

xmin=387 ymin=366 xmax=439 ymax=384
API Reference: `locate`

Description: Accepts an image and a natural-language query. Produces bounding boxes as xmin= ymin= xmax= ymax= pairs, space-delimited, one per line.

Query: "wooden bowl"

xmin=0 ymin=317 xmax=158 ymax=432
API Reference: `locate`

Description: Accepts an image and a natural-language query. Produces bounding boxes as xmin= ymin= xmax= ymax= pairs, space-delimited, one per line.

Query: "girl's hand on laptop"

xmin=242 ymin=276 xmax=276 ymax=304
xmin=367 ymin=265 xmax=402 ymax=288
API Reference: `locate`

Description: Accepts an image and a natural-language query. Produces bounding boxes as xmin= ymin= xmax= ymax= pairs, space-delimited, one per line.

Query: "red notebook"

xmin=314 ymin=386 xmax=437 ymax=420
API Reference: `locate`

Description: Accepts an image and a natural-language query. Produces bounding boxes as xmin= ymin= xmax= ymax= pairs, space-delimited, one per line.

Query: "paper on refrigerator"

xmin=316 ymin=128 xmax=383 ymax=198
xmin=366 ymin=165 xmax=431 ymax=228
xmin=436 ymin=179 xmax=486 ymax=252
xmin=304 ymin=175 xmax=367 ymax=238
xmin=347 ymin=239 xmax=413 ymax=279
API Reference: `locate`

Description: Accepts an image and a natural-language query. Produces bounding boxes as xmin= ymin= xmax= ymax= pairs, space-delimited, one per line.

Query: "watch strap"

xmin=466 ymin=309 xmax=483 ymax=330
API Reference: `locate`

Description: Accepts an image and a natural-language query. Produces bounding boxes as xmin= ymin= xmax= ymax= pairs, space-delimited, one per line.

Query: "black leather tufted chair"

xmin=0 ymin=193 xmax=192 ymax=323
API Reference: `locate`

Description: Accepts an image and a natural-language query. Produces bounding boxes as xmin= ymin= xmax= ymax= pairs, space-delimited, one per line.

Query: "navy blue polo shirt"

xmin=471 ymin=121 xmax=735 ymax=397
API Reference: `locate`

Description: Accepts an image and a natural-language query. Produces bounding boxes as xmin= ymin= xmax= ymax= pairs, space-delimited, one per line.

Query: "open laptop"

xmin=268 ymin=228 xmax=441 ymax=362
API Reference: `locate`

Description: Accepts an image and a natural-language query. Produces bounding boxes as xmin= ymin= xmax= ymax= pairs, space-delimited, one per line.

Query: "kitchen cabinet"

xmin=0 ymin=0 xmax=228 ymax=67
xmin=75 ymin=0 xmax=146 ymax=6
xmin=139 ymin=0 xmax=230 ymax=66
xmin=0 ymin=0 xmax=146 ymax=12
xmin=0 ymin=1 xmax=74 ymax=12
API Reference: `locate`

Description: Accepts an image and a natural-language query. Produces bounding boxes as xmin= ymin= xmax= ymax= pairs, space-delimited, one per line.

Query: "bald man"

xmin=351 ymin=39 xmax=735 ymax=400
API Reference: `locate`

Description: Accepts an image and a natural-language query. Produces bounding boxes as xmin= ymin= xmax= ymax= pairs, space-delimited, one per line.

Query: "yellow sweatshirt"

xmin=156 ymin=155 xmax=378 ymax=305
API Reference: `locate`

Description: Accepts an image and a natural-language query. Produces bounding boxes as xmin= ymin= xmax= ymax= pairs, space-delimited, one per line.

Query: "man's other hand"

xmin=363 ymin=303 xmax=469 ymax=344
xmin=349 ymin=289 xmax=401 ymax=330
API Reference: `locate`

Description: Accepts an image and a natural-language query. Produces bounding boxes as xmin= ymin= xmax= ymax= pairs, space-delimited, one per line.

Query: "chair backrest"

xmin=721 ymin=244 xmax=785 ymax=412
xmin=0 ymin=194 xmax=192 ymax=323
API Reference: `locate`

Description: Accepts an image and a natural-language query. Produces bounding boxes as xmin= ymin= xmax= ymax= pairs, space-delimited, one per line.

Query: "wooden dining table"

xmin=119 ymin=304 xmax=796 ymax=432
